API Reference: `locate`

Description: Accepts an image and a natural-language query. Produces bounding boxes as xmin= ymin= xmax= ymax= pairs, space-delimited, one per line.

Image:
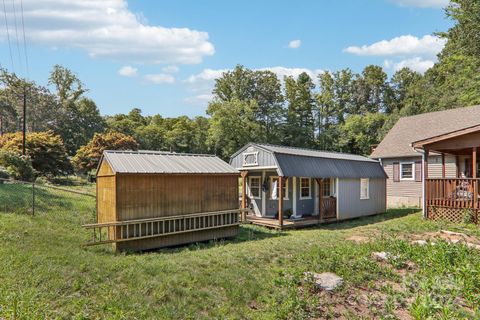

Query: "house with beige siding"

xmin=371 ymin=105 xmax=480 ymax=214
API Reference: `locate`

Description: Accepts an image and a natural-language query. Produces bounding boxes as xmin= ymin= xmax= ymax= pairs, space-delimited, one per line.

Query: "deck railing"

xmin=83 ymin=209 xmax=244 ymax=246
xmin=426 ymin=178 xmax=480 ymax=209
xmin=321 ymin=197 xmax=337 ymax=219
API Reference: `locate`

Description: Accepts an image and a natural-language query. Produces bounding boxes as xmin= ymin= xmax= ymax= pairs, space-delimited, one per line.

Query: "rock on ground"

xmin=304 ymin=272 xmax=343 ymax=291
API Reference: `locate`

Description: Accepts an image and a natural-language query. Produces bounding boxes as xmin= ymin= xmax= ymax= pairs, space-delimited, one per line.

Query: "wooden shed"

xmin=84 ymin=150 xmax=240 ymax=251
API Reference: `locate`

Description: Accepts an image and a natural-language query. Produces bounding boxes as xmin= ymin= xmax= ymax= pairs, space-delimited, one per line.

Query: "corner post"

xmin=241 ymin=171 xmax=248 ymax=222
xmin=278 ymin=176 xmax=284 ymax=229
xmin=317 ymin=178 xmax=323 ymax=222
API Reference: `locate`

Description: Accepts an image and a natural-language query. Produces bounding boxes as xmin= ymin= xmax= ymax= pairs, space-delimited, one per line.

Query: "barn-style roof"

xmin=100 ymin=150 xmax=238 ymax=174
xmin=371 ymin=105 xmax=480 ymax=159
xmin=231 ymin=143 xmax=387 ymax=179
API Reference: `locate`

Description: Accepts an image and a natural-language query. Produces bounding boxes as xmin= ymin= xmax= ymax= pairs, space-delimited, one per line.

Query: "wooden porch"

xmin=413 ymin=128 xmax=480 ymax=223
xmin=245 ymin=214 xmax=336 ymax=229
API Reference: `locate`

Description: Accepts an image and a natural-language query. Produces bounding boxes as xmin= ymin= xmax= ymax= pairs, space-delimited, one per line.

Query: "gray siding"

xmin=382 ymin=155 xmax=456 ymax=199
xmin=230 ymin=145 xmax=276 ymax=169
xmin=337 ymin=178 xmax=386 ymax=220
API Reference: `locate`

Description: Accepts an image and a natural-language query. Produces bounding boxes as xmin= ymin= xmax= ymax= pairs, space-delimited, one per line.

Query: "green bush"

xmin=0 ymin=168 xmax=10 ymax=182
xmin=0 ymin=150 xmax=35 ymax=182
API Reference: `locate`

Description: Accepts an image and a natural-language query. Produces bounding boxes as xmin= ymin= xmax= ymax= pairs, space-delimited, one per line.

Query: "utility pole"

xmin=22 ymin=85 xmax=26 ymax=156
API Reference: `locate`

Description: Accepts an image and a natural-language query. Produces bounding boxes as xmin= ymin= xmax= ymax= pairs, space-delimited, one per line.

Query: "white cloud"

xmin=1 ymin=0 xmax=214 ymax=64
xmin=258 ymin=67 xmax=323 ymax=81
xmin=344 ymin=35 xmax=446 ymax=57
xmin=185 ymin=69 xmax=229 ymax=84
xmin=288 ymin=39 xmax=302 ymax=49
xmin=384 ymin=57 xmax=435 ymax=73
xmin=144 ymin=73 xmax=175 ymax=84
xmin=390 ymin=0 xmax=449 ymax=8
xmin=118 ymin=65 xmax=138 ymax=77
xmin=184 ymin=94 xmax=214 ymax=105
xmin=162 ymin=65 xmax=179 ymax=73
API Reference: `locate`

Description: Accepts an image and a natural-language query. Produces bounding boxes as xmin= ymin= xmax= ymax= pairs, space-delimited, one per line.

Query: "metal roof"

xmin=275 ymin=153 xmax=387 ymax=179
xmin=231 ymin=143 xmax=387 ymax=179
xmin=102 ymin=150 xmax=238 ymax=174
xmin=253 ymin=143 xmax=378 ymax=162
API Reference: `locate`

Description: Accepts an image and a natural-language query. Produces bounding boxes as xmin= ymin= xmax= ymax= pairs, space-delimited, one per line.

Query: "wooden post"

xmin=442 ymin=153 xmax=446 ymax=199
xmin=456 ymin=155 xmax=460 ymax=178
xmin=241 ymin=171 xmax=248 ymax=222
xmin=317 ymin=178 xmax=323 ymax=221
xmin=278 ymin=176 xmax=284 ymax=229
xmin=473 ymin=147 xmax=477 ymax=210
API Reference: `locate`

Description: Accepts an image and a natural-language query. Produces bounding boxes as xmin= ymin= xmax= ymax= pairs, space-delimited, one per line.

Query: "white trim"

xmin=261 ymin=171 xmax=266 ymax=217
xmin=314 ymin=180 xmax=319 ymax=216
xmin=400 ymin=161 xmax=415 ymax=181
xmin=236 ymin=165 xmax=277 ymax=171
xmin=335 ymin=178 xmax=339 ymax=219
xmin=360 ymin=178 xmax=370 ymax=200
xmin=292 ymin=177 xmax=297 ymax=217
xmin=269 ymin=176 xmax=289 ymax=200
xmin=248 ymin=176 xmax=261 ymax=199
xmin=299 ymin=177 xmax=312 ymax=199
xmin=421 ymin=152 xmax=426 ymax=218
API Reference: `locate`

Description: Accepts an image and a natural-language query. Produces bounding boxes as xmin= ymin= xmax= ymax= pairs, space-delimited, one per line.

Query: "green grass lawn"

xmin=1 ymin=187 xmax=480 ymax=319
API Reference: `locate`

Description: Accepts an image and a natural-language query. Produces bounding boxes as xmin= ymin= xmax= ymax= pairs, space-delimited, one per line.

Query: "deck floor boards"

xmin=245 ymin=215 xmax=336 ymax=229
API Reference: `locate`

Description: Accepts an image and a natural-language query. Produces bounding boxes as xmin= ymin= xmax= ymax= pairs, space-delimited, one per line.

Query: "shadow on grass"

xmin=123 ymin=224 xmax=286 ymax=255
xmin=316 ymin=208 xmax=420 ymax=231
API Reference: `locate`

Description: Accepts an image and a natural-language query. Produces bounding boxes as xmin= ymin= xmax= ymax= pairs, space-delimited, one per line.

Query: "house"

xmin=84 ymin=150 xmax=241 ymax=251
xmin=230 ymin=143 xmax=387 ymax=229
xmin=371 ymin=105 xmax=480 ymax=223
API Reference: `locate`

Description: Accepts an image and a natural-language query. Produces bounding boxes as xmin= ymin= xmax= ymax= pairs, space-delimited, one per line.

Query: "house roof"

xmin=101 ymin=150 xmax=238 ymax=175
xmin=370 ymin=105 xmax=480 ymax=159
xmin=231 ymin=143 xmax=387 ymax=179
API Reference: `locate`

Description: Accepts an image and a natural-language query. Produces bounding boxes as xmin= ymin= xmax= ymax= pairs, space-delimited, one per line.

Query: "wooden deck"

xmin=245 ymin=215 xmax=336 ymax=229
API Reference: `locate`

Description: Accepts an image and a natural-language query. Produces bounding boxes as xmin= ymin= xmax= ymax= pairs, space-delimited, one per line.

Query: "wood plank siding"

xmin=382 ymin=155 xmax=457 ymax=208
xmin=115 ymin=174 xmax=238 ymax=221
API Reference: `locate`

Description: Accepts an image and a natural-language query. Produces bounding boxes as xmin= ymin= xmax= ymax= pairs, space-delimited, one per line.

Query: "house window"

xmin=360 ymin=178 xmax=369 ymax=200
xmin=300 ymin=178 xmax=311 ymax=199
xmin=322 ymin=178 xmax=331 ymax=197
xmin=400 ymin=162 xmax=414 ymax=180
xmin=270 ymin=177 xmax=289 ymax=200
xmin=249 ymin=176 xmax=261 ymax=199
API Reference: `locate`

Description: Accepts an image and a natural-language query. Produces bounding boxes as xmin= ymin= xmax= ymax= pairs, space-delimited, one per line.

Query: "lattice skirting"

xmin=427 ymin=206 xmax=478 ymax=224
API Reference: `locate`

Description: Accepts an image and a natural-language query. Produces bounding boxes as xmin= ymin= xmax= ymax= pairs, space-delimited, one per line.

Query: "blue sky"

xmin=0 ymin=0 xmax=451 ymax=117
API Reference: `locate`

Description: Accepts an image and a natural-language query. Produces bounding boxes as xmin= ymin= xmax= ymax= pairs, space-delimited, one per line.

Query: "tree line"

xmin=0 ymin=0 xmax=478 ymax=181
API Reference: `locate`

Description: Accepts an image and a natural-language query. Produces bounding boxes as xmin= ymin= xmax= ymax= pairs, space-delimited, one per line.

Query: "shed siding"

xmin=230 ymin=145 xmax=276 ymax=169
xmin=337 ymin=178 xmax=386 ymax=220
xmin=382 ymin=155 xmax=456 ymax=207
xmin=115 ymin=174 xmax=238 ymax=221
xmin=96 ymin=160 xmax=116 ymax=223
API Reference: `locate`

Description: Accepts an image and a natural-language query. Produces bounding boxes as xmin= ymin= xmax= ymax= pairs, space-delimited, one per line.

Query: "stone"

xmin=466 ymin=243 xmax=480 ymax=250
xmin=441 ymin=230 xmax=467 ymax=237
xmin=304 ymin=272 xmax=343 ymax=291
xmin=411 ymin=240 xmax=428 ymax=246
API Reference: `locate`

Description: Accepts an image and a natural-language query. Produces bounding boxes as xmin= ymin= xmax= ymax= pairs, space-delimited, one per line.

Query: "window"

xmin=400 ymin=162 xmax=414 ymax=180
xmin=249 ymin=177 xmax=261 ymax=199
xmin=360 ymin=178 xmax=369 ymax=200
xmin=243 ymin=152 xmax=258 ymax=167
xmin=300 ymin=178 xmax=311 ymax=199
xmin=270 ymin=177 xmax=289 ymax=200
xmin=322 ymin=178 xmax=331 ymax=197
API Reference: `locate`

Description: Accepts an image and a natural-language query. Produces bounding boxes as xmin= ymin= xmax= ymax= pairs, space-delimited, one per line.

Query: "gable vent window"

xmin=243 ymin=152 xmax=258 ymax=167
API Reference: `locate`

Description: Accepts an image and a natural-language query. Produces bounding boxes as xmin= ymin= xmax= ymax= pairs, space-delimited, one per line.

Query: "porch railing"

xmin=426 ymin=178 xmax=480 ymax=209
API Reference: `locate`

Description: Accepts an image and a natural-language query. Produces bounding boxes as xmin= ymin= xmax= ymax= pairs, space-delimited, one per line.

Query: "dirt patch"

xmin=409 ymin=230 xmax=480 ymax=248
xmin=345 ymin=235 xmax=371 ymax=244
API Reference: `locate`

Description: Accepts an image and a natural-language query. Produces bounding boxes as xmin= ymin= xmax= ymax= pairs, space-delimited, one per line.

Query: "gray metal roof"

xmin=102 ymin=150 xmax=238 ymax=174
xmin=253 ymin=143 xmax=378 ymax=162
xmin=275 ymin=153 xmax=387 ymax=179
xmin=232 ymin=143 xmax=387 ymax=179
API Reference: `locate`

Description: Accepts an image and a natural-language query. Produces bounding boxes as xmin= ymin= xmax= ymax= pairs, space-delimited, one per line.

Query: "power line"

xmin=19 ymin=0 xmax=28 ymax=77
xmin=11 ymin=0 xmax=23 ymax=74
xmin=2 ymin=0 xmax=15 ymax=73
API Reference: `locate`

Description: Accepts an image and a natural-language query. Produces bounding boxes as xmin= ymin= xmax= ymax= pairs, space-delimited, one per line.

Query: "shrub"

xmin=0 ymin=150 xmax=35 ymax=182
xmin=0 ymin=131 xmax=72 ymax=177
xmin=0 ymin=167 xmax=10 ymax=182
xmin=72 ymin=132 xmax=138 ymax=174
